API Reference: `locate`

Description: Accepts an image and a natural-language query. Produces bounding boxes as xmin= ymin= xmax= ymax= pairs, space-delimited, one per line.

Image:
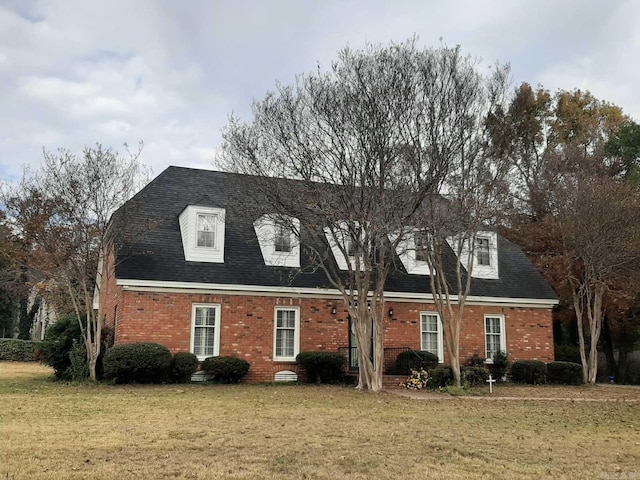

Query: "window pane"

xmin=421 ymin=314 xmax=439 ymax=356
xmin=415 ymin=232 xmax=428 ymax=262
xmin=275 ymin=309 xmax=297 ymax=358
xmin=197 ymin=214 xmax=216 ymax=247
xmin=193 ymin=307 xmax=216 ymax=357
xmin=477 ymin=238 xmax=490 ymax=266
xmin=274 ymin=223 xmax=292 ymax=253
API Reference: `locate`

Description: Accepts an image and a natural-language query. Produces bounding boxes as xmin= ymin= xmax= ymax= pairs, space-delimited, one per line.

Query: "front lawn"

xmin=1 ymin=362 xmax=639 ymax=479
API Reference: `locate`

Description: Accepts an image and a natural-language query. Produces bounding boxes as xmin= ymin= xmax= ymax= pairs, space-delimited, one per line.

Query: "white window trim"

xmin=324 ymin=221 xmax=365 ymax=271
xmin=253 ymin=214 xmax=301 ymax=267
xmin=484 ymin=314 xmax=507 ymax=363
xmin=446 ymin=231 xmax=499 ymax=280
xmin=273 ymin=306 xmax=300 ymax=362
xmin=190 ymin=303 xmax=221 ymax=361
xmin=420 ymin=311 xmax=444 ymax=363
xmin=391 ymin=230 xmax=431 ymax=275
xmin=179 ymin=205 xmax=226 ymax=263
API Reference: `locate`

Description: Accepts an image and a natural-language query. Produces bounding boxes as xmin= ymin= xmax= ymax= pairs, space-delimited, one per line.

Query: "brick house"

xmin=97 ymin=166 xmax=558 ymax=382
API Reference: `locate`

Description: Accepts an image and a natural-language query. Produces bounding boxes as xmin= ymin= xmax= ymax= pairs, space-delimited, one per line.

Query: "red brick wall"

xmin=103 ymin=285 xmax=554 ymax=382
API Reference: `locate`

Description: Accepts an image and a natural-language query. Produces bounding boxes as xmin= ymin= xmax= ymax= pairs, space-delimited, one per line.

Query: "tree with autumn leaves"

xmin=493 ymin=83 xmax=640 ymax=383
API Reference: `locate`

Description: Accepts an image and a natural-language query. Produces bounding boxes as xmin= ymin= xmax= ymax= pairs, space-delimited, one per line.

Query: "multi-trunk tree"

xmin=222 ymin=39 xmax=509 ymax=391
xmin=2 ymin=143 xmax=147 ymax=381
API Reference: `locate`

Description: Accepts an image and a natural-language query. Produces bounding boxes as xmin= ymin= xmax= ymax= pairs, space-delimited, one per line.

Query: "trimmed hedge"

xmin=103 ymin=342 xmax=172 ymax=384
xmin=170 ymin=352 xmax=199 ymax=383
xmin=461 ymin=365 xmax=490 ymax=387
xmin=546 ymin=361 xmax=583 ymax=385
xmin=201 ymin=356 xmax=250 ymax=383
xmin=296 ymin=351 xmax=346 ymax=383
xmin=395 ymin=350 xmax=439 ymax=375
xmin=0 ymin=338 xmax=41 ymax=361
xmin=428 ymin=365 xmax=454 ymax=388
xmin=511 ymin=360 xmax=547 ymax=384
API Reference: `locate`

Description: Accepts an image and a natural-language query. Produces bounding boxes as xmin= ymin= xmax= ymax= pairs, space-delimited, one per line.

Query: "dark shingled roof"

xmin=113 ymin=166 xmax=557 ymax=301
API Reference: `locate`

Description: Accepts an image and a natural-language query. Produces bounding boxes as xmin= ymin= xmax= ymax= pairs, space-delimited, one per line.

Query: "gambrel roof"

xmin=112 ymin=166 xmax=558 ymax=302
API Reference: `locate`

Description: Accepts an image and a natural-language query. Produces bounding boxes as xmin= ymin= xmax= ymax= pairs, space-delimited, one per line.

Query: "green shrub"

xmin=490 ymin=351 xmax=510 ymax=381
xmin=103 ymin=342 xmax=172 ymax=384
xmin=428 ymin=365 xmax=454 ymax=388
xmin=510 ymin=360 xmax=547 ymax=384
xmin=468 ymin=352 xmax=485 ymax=366
xmin=170 ymin=352 xmax=199 ymax=383
xmin=395 ymin=350 xmax=439 ymax=375
xmin=68 ymin=339 xmax=90 ymax=382
xmin=296 ymin=351 xmax=346 ymax=383
xmin=546 ymin=361 xmax=583 ymax=385
xmin=461 ymin=365 xmax=490 ymax=387
xmin=0 ymin=338 xmax=41 ymax=361
xmin=554 ymin=344 xmax=582 ymax=364
xmin=201 ymin=356 xmax=250 ymax=383
xmin=39 ymin=316 xmax=84 ymax=379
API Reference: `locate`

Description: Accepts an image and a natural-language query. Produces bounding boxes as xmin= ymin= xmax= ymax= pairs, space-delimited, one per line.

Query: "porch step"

xmin=382 ymin=375 xmax=406 ymax=389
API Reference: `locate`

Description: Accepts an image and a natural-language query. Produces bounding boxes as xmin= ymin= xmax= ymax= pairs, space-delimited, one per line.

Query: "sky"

xmin=1 ymin=0 xmax=639 ymax=182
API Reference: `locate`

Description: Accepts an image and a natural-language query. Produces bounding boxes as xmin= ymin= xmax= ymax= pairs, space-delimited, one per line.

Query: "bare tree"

xmin=2 ymin=143 xmax=148 ymax=381
xmin=553 ymin=173 xmax=640 ymax=383
xmin=222 ymin=39 xmax=508 ymax=391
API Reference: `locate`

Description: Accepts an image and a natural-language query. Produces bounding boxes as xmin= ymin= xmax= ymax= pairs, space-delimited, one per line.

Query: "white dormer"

xmin=392 ymin=229 xmax=431 ymax=275
xmin=324 ymin=221 xmax=365 ymax=271
xmin=253 ymin=214 xmax=301 ymax=267
xmin=447 ymin=231 xmax=499 ymax=279
xmin=179 ymin=205 xmax=226 ymax=263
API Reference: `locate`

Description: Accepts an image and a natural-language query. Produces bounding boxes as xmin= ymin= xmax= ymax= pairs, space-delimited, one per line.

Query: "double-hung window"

xmin=420 ymin=312 xmax=443 ymax=362
xmin=274 ymin=307 xmax=300 ymax=361
xmin=274 ymin=221 xmax=292 ymax=253
xmin=196 ymin=213 xmax=216 ymax=248
xmin=191 ymin=304 xmax=220 ymax=359
xmin=476 ymin=237 xmax=491 ymax=266
xmin=485 ymin=315 xmax=506 ymax=362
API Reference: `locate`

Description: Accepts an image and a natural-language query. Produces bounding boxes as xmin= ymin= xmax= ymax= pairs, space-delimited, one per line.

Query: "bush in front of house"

xmin=428 ymin=365 xmax=454 ymax=388
xmin=510 ymin=360 xmax=547 ymax=384
xmin=296 ymin=351 xmax=346 ymax=383
xmin=546 ymin=361 xmax=583 ymax=385
xmin=0 ymin=338 xmax=41 ymax=361
xmin=461 ymin=365 xmax=490 ymax=387
xmin=170 ymin=352 xmax=200 ymax=383
xmin=490 ymin=351 xmax=510 ymax=381
xmin=68 ymin=339 xmax=90 ymax=381
xmin=201 ymin=356 xmax=250 ymax=383
xmin=103 ymin=342 xmax=172 ymax=384
xmin=39 ymin=315 xmax=84 ymax=379
xmin=554 ymin=344 xmax=582 ymax=364
xmin=395 ymin=350 xmax=439 ymax=375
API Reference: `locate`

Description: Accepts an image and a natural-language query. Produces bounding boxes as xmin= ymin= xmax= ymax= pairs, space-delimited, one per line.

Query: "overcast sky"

xmin=1 ymin=0 xmax=638 ymax=182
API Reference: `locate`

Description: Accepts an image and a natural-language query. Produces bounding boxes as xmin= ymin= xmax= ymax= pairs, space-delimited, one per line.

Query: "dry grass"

xmin=1 ymin=362 xmax=639 ymax=479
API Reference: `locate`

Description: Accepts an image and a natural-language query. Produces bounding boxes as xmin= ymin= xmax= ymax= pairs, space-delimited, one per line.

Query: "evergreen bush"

xmin=0 ymin=338 xmax=41 ymax=361
xmin=103 ymin=342 xmax=172 ymax=384
xmin=201 ymin=356 xmax=250 ymax=383
xmin=546 ymin=361 xmax=583 ymax=385
xmin=170 ymin=352 xmax=200 ymax=383
xmin=510 ymin=360 xmax=547 ymax=384
xmin=296 ymin=351 xmax=346 ymax=383
xmin=428 ymin=365 xmax=454 ymax=388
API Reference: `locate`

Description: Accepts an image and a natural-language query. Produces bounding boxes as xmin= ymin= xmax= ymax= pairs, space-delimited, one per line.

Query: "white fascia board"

xmin=116 ymin=278 xmax=559 ymax=308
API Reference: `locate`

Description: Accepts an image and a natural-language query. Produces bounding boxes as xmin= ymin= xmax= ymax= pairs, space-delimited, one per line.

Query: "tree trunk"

xmin=601 ymin=313 xmax=618 ymax=381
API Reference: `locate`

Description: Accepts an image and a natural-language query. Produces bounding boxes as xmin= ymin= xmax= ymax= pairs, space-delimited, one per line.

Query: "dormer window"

xmin=196 ymin=213 xmax=216 ymax=248
xmin=254 ymin=215 xmax=300 ymax=267
xmin=476 ymin=237 xmax=490 ymax=266
xmin=179 ymin=205 xmax=226 ymax=263
xmin=324 ymin=222 xmax=365 ymax=271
